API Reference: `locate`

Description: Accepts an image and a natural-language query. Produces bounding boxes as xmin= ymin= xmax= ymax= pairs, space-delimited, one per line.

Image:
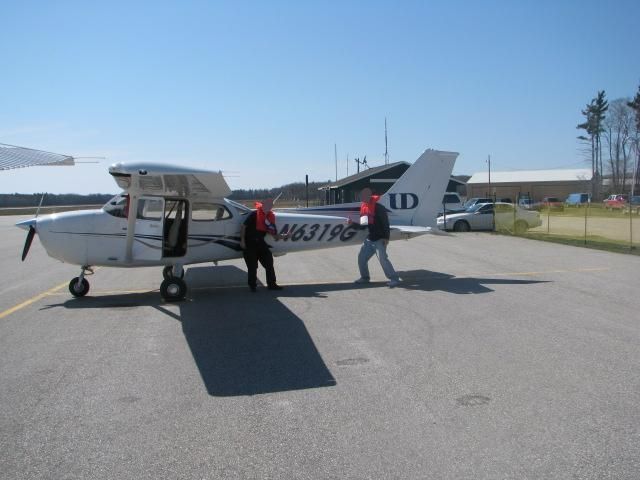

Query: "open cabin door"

xmin=162 ymin=199 xmax=189 ymax=258
xmin=132 ymin=197 xmax=165 ymax=261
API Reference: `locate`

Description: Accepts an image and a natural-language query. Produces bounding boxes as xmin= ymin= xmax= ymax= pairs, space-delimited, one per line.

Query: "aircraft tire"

xmin=163 ymin=266 xmax=184 ymax=280
xmin=160 ymin=277 xmax=187 ymax=302
xmin=69 ymin=277 xmax=90 ymax=297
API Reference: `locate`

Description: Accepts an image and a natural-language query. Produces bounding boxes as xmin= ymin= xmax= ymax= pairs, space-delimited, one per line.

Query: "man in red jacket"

xmin=240 ymin=198 xmax=288 ymax=292
xmin=355 ymin=188 xmax=400 ymax=287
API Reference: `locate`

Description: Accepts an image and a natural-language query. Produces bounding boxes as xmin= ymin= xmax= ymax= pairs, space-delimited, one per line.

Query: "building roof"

xmin=467 ymin=168 xmax=592 ymax=184
xmin=320 ymin=161 xmax=409 ymax=190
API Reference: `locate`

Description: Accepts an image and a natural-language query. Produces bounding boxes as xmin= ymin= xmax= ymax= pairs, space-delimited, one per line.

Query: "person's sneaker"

xmin=268 ymin=284 xmax=284 ymax=291
xmin=354 ymin=278 xmax=370 ymax=284
xmin=387 ymin=279 xmax=400 ymax=288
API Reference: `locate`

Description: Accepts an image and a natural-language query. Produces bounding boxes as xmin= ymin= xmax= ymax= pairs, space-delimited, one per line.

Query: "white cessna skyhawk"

xmin=16 ymin=149 xmax=457 ymax=301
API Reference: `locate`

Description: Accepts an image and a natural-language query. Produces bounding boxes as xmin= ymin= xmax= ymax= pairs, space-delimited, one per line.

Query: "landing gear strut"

xmin=69 ymin=266 xmax=93 ymax=297
xmin=162 ymin=265 xmax=184 ymax=281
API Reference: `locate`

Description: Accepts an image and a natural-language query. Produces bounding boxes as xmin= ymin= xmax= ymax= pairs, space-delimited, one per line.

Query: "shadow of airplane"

xmin=43 ymin=265 xmax=547 ymax=396
xmin=44 ymin=266 xmax=337 ymax=397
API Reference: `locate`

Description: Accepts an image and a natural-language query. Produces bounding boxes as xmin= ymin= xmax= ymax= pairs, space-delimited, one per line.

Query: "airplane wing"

xmin=0 ymin=143 xmax=75 ymax=170
xmin=109 ymin=162 xmax=231 ymax=198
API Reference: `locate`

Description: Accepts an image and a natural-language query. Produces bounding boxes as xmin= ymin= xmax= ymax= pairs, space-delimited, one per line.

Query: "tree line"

xmin=0 ymin=193 xmax=114 ymax=208
xmin=577 ymin=83 xmax=640 ymax=196
xmin=0 ymin=181 xmax=329 ymax=207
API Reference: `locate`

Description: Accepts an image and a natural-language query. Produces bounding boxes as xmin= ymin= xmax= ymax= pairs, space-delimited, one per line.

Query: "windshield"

xmin=467 ymin=203 xmax=489 ymax=212
xmin=103 ymin=194 xmax=129 ymax=218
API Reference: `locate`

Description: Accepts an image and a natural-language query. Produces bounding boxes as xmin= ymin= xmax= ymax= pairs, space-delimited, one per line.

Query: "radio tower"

xmin=384 ymin=117 xmax=389 ymax=165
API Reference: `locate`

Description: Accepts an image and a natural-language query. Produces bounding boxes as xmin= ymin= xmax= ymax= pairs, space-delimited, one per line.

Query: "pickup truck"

xmin=603 ymin=194 xmax=628 ymax=210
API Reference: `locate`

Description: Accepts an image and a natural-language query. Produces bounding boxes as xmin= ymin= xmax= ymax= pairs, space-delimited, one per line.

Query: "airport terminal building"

xmin=466 ymin=169 xmax=593 ymax=203
xmin=321 ymin=162 xmax=467 ymax=204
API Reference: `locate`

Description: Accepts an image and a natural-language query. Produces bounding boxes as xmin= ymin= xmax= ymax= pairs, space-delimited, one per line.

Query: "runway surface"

xmin=1 ymin=215 xmax=639 ymax=479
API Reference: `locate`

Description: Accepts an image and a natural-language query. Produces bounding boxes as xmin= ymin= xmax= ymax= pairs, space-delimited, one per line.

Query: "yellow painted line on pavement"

xmin=0 ymin=281 xmax=68 ymax=320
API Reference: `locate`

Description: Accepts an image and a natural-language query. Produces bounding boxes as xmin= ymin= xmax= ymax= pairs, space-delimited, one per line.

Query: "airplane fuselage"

xmin=23 ymin=198 xmax=370 ymax=268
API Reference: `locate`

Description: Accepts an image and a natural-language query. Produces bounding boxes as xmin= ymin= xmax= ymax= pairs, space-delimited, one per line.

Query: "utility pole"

xmin=487 ymin=154 xmax=492 ymax=197
xmin=334 ymin=143 xmax=338 ymax=182
xmin=384 ymin=117 xmax=389 ymax=165
xmin=488 ymin=154 xmax=494 ymax=231
xmin=346 ymin=153 xmax=349 ymax=176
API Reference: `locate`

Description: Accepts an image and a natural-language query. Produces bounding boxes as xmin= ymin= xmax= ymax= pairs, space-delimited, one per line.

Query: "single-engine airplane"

xmin=16 ymin=149 xmax=457 ymax=301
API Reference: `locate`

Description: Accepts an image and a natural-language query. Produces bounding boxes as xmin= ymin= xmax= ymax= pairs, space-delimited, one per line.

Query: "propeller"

xmin=20 ymin=193 xmax=44 ymax=262
xmin=22 ymin=225 xmax=36 ymax=261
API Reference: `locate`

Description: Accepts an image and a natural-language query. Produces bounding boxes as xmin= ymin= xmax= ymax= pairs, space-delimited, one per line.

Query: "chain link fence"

xmin=500 ymin=202 xmax=640 ymax=254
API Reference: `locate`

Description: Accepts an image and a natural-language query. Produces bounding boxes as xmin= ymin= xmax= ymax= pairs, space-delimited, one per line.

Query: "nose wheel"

xmin=68 ymin=266 xmax=94 ymax=297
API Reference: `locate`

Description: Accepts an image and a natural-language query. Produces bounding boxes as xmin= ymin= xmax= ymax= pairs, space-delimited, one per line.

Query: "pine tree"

xmin=577 ymin=90 xmax=608 ymax=198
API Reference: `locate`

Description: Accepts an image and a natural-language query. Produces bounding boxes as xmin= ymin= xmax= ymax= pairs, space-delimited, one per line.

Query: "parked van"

xmin=565 ymin=193 xmax=590 ymax=207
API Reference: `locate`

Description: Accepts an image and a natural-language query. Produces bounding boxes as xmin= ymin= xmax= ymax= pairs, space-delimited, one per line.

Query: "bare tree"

xmin=603 ymin=98 xmax=633 ymax=192
xmin=628 ymin=84 xmax=640 ymax=195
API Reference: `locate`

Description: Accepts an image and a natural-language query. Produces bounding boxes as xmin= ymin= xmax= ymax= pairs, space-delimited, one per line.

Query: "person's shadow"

xmin=44 ymin=265 xmax=546 ymax=396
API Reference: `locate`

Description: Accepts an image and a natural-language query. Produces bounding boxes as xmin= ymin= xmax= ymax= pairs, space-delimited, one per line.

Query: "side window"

xmin=443 ymin=194 xmax=459 ymax=203
xmin=191 ymin=203 xmax=232 ymax=222
xmin=137 ymin=198 xmax=163 ymax=220
xmin=479 ymin=204 xmax=493 ymax=213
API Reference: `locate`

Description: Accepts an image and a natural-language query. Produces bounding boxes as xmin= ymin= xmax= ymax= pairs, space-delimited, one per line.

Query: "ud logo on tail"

xmin=388 ymin=193 xmax=419 ymax=210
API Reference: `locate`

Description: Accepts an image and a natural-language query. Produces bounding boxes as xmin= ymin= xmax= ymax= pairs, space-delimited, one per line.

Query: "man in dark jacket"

xmin=355 ymin=188 xmax=400 ymax=287
xmin=240 ymin=198 xmax=288 ymax=292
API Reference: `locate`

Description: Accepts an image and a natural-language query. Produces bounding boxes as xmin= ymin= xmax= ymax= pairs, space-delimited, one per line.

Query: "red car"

xmin=603 ymin=194 xmax=628 ymax=210
xmin=540 ymin=197 xmax=564 ymax=211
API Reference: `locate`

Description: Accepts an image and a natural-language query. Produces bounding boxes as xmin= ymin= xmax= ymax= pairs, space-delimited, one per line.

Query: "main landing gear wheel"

xmin=160 ymin=277 xmax=187 ymax=302
xmin=69 ymin=277 xmax=90 ymax=297
xmin=162 ymin=266 xmax=185 ymax=281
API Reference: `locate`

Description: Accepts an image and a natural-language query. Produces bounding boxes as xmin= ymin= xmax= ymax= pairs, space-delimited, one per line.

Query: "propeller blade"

xmin=21 ymin=225 xmax=36 ymax=261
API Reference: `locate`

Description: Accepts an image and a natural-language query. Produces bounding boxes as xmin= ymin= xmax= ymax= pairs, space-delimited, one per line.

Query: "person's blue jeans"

xmin=358 ymin=238 xmax=399 ymax=281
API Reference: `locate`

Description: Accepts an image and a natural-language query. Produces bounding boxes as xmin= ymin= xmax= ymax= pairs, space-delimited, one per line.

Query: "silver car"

xmin=437 ymin=202 xmax=542 ymax=234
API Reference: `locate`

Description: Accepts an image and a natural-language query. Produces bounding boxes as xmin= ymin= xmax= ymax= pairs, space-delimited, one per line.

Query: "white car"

xmin=437 ymin=202 xmax=542 ymax=234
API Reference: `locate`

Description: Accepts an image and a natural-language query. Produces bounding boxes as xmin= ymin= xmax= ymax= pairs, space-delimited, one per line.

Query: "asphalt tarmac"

xmin=1 ymin=215 xmax=639 ymax=479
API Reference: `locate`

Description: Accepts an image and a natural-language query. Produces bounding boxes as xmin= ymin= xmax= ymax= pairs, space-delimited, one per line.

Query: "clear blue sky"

xmin=1 ymin=0 xmax=639 ymax=194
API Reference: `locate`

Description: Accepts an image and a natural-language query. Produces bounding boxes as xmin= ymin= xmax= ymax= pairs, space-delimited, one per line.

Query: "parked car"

xmin=565 ymin=192 xmax=590 ymax=207
xmin=540 ymin=197 xmax=564 ymax=211
xmin=462 ymin=197 xmax=493 ymax=209
xmin=622 ymin=195 xmax=640 ymax=215
xmin=438 ymin=192 xmax=464 ymax=215
xmin=603 ymin=194 xmax=628 ymax=210
xmin=436 ymin=202 xmax=542 ymax=234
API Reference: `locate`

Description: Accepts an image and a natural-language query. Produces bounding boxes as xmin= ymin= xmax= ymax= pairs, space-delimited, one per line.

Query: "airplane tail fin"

xmin=379 ymin=149 xmax=458 ymax=227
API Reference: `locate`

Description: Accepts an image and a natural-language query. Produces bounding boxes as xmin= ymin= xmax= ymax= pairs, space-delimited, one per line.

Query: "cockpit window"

xmin=191 ymin=203 xmax=232 ymax=221
xmin=103 ymin=194 xmax=129 ymax=218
